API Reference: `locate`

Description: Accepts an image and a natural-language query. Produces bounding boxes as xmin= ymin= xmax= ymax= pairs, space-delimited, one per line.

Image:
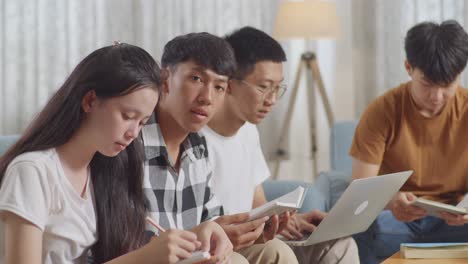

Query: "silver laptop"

xmin=286 ymin=170 xmax=413 ymax=246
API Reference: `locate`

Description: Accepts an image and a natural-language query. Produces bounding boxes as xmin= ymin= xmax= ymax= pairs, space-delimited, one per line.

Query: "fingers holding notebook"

xmin=215 ymin=213 xmax=269 ymax=250
xmin=439 ymin=211 xmax=468 ymax=226
xmin=389 ymin=191 xmax=427 ymax=222
xmin=277 ymin=211 xmax=292 ymax=234
xmin=261 ymin=214 xmax=279 ymax=242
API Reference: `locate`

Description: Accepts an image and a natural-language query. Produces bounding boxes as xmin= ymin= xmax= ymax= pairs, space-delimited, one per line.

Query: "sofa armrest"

xmin=262 ymin=180 xmax=327 ymax=212
xmin=314 ymin=170 xmax=352 ymax=211
xmin=330 ymin=121 xmax=357 ymax=172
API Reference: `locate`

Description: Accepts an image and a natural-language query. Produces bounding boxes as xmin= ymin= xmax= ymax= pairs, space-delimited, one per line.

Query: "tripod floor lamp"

xmin=272 ymin=0 xmax=339 ymax=180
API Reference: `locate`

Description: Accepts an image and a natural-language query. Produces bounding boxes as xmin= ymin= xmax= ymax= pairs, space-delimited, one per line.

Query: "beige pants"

xmin=292 ymin=237 xmax=360 ymax=264
xmin=234 ymin=237 xmax=359 ymax=264
xmin=231 ymin=252 xmax=249 ymax=264
xmin=237 ymin=238 xmax=299 ymax=264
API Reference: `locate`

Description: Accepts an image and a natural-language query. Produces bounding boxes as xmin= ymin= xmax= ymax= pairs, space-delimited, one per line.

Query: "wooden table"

xmin=382 ymin=252 xmax=468 ymax=263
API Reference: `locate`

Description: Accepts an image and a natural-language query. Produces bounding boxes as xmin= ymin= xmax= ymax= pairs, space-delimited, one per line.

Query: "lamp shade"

xmin=274 ymin=0 xmax=339 ymax=40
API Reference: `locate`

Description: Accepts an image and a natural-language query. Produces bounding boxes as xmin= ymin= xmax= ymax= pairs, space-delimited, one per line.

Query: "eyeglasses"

xmin=238 ymin=80 xmax=287 ymax=100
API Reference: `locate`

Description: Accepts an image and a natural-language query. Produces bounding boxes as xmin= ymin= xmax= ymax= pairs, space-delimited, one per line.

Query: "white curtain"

xmin=0 ymin=0 xmax=278 ymax=134
xmin=2 ymin=0 xmax=468 ymax=182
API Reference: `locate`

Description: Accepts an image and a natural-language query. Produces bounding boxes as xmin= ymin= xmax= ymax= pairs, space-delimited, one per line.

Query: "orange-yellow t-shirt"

xmin=350 ymin=82 xmax=468 ymax=204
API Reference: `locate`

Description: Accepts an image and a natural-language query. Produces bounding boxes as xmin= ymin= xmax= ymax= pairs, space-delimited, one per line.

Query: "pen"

xmin=145 ymin=216 xmax=166 ymax=233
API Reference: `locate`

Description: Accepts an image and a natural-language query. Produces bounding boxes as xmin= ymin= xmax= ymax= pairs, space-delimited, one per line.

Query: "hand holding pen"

xmin=145 ymin=216 xmax=203 ymax=263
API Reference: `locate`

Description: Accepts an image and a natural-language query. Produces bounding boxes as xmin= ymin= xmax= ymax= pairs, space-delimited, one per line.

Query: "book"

xmin=412 ymin=198 xmax=468 ymax=216
xmin=401 ymin=243 xmax=468 ymax=259
xmin=177 ymin=251 xmax=212 ymax=264
xmin=248 ymin=186 xmax=306 ymax=221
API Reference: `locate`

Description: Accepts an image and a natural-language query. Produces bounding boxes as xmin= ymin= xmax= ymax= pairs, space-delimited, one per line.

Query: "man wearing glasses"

xmin=201 ymin=27 xmax=359 ymax=264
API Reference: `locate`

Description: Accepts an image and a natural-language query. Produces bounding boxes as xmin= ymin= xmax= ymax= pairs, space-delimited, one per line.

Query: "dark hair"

xmin=0 ymin=43 xmax=161 ymax=262
xmin=161 ymin=32 xmax=236 ymax=77
xmin=405 ymin=20 xmax=468 ymax=86
xmin=224 ymin=26 xmax=287 ymax=79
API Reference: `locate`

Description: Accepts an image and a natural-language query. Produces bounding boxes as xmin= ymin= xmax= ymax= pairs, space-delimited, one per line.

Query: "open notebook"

xmin=248 ymin=186 xmax=306 ymax=221
xmin=412 ymin=198 xmax=468 ymax=216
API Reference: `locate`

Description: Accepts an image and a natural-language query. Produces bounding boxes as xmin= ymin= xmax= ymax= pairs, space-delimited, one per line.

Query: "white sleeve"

xmin=250 ymin=126 xmax=271 ymax=186
xmin=0 ymin=161 xmax=51 ymax=230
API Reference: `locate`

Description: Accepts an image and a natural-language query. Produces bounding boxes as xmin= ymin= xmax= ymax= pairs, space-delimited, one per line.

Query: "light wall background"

xmin=1 ymin=0 xmax=468 ymax=182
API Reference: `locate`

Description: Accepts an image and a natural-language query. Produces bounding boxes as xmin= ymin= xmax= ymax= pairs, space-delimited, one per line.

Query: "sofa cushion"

xmin=0 ymin=135 xmax=19 ymax=155
xmin=299 ymin=184 xmax=327 ymax=212
xmin=330 ymin=121 xmax=357 ymax=172
xmin=314 ymin=170 xmax=352 ymax=211
xmin=327 ymin=171 xmax=352 ymax=210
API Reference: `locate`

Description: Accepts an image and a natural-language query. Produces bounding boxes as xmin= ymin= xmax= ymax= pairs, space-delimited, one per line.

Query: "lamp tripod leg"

xmin=310 ymin=57 xmax=335 ymax=126
xmin=272 ymin=59 xmax=305 ymax=180
xmin=307 ymin=56 xmax=335 ymax=178
xmin=272 ymin=53 xmax=335 ymax=180
xmin=305 ymin=60 xmax=318 ymax=178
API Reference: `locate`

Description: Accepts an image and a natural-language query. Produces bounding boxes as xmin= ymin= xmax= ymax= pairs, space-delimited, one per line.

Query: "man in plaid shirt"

xmin=141 ymin=32 xmax=254 ymax=263
xmin=142 ymin=117 xmax=222 ymax=229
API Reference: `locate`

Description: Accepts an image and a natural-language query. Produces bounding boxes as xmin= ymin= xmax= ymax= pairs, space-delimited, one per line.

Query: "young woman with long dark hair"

xmin=0 ymin=43 xmax=201 ymax=264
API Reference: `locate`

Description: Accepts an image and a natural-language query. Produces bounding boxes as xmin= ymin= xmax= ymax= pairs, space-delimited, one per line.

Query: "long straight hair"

xmin=0 ymin=43 xmax=161 ymax=262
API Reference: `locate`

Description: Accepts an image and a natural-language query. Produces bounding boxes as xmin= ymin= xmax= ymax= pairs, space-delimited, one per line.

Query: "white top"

xmin=202 ymin=123 xmax=270 ymax=214
xmin=0 ymin=149 xmax=97 ymax=264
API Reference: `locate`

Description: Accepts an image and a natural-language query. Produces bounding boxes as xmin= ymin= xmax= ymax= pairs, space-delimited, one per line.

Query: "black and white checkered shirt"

xmin=141 ymin=114 xmax=223 ymax=232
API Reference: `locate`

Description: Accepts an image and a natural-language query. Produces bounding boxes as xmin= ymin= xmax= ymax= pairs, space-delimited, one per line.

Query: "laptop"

xmin=285 ymin=170 xmax=413 ymax=246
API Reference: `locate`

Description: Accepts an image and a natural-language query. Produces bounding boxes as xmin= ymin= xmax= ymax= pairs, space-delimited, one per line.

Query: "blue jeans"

xmin=353 ymin=210 xmax=468 ymax=264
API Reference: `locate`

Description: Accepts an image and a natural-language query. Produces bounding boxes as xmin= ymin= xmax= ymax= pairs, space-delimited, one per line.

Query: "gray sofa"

xmin=0 ymin=121 xmax=358 ymax=212
xmin=262 ymin=121 xmax=358 ymax=213
xmin=0 ymin=135 xmax=19 ymax=156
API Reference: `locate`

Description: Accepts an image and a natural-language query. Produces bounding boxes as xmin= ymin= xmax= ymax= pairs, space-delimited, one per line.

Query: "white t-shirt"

xmin=0 ymin=149 xmax=97 ymax=264
xmin=202 ymin=123 xmax=270 ymax=214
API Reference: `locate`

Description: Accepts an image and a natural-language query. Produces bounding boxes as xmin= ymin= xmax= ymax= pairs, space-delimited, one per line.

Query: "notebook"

xmin=248 ymin=186 xmax=306 ymax=221
xmin=412 ymin=198 xmax=468 ymax=216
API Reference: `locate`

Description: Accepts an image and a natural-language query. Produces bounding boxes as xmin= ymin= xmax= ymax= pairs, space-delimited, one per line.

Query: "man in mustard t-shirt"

xmin=350 ymin=20 xmax=468 ymax=263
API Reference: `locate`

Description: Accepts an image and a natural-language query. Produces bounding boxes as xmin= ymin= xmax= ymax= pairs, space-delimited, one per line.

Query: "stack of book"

xmin=401 ymin=243 xmax=468 ymax=259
